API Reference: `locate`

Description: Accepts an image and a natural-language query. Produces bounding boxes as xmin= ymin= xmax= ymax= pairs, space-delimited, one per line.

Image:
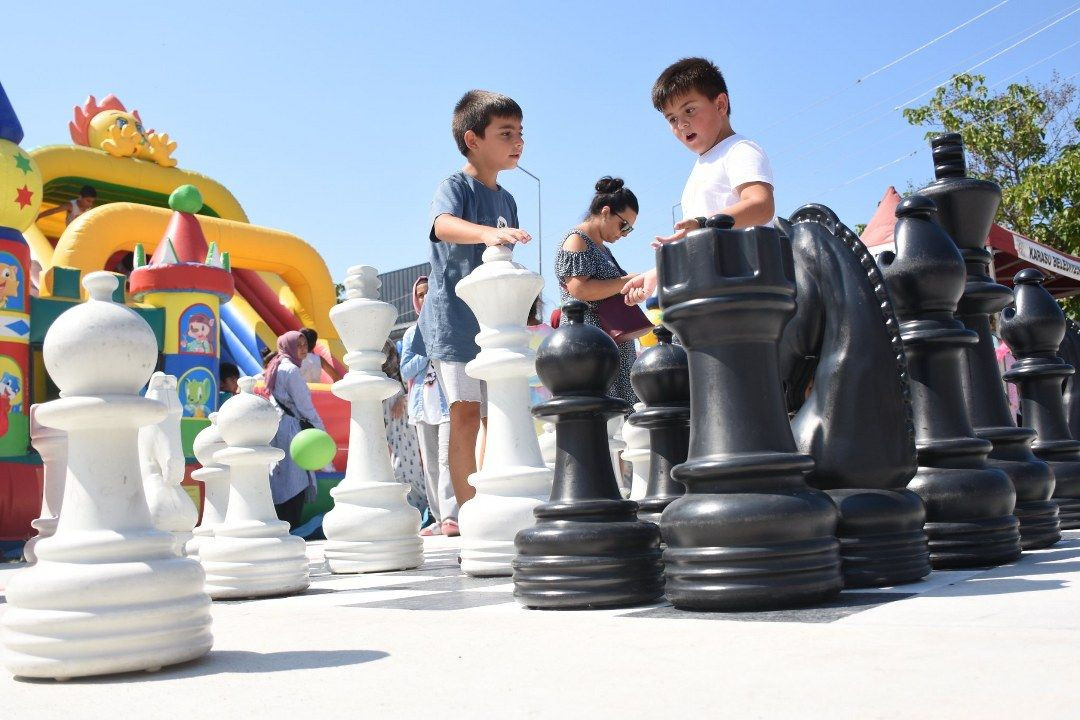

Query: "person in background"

xmin=265 ymin=330 xmax=326 ymax=531
xmin=37 ymin=185 xmax=98 ymax=225
xmin=383 ymin=339 xmax=429 ymax=517
xmin=555 ymin=176 xmax=641 ymax=405
xmin=219 ymin=361 xmax=240 ymax=408
xmin=401 ymin=276 xmax=457 ymax=536
xmin=298 ymin=327 xmax=340 ymax=383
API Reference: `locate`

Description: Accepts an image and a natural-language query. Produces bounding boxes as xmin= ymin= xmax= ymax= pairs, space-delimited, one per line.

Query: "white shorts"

xmin=433 ymin=360 xmax=488 ymax=417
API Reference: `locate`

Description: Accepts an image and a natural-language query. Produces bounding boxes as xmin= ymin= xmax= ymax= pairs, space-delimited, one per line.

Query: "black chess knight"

xmin=779 ymin=204 xmax=930 ymax=587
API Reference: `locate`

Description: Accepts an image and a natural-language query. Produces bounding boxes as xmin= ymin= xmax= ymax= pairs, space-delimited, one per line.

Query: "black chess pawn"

xmin=628 ymin=326 xmax=689 ymax=528
xmin=919 ymin=133 xmax=1059 ymax=549
xmin=512 ymin=300 xmax=664 ymax=609
xmin=879 ymin=195 xmax=1021 ymax=567
xmin=1001 ymin=269 xmax=1080 ymax=529
xmin=658 ymin=214 xmax=842 ymax=611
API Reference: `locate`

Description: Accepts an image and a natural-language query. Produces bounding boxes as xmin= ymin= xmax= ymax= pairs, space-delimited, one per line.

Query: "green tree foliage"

xmin=904 ymin=73 xmax=1079 ymax=253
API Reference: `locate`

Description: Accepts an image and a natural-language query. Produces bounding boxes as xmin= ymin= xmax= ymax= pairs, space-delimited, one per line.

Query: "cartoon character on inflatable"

xmin=68 ymin=94 xmax=178 ymax=167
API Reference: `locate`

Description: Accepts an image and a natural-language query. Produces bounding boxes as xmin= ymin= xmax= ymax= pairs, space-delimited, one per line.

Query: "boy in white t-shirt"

xmin=623 ymin=57 xmax=775 ymax=304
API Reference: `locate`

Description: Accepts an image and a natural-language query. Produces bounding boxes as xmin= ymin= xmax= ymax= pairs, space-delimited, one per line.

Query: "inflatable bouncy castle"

xmin=0 ymin=85 xmax=351 ymax=551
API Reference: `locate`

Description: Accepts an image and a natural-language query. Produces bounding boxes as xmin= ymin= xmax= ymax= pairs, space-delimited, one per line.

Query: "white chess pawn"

xmin=455 ymin=245 xmax=552 ymax=576
xmin=140 ymin=372 xmax=198 ymax=554
xmin=622 ymin=403 xmax=651 ymax=501
xmin=323 ymin=265 xmax=422 ymax=574
xmin=199 ymin=377 xmax=309 ymax=598
xmin=186 ymin=413 xmax=230 ymax=557
xmin=608 ymin=415 xmax=629 ymax=499
xmin=538 ymin=421 xmax=556 ymax=470
xmin=2 ymin=272 xmax=212 ymax=680
xmin=23 ymin=405 xmax=66 ymax=565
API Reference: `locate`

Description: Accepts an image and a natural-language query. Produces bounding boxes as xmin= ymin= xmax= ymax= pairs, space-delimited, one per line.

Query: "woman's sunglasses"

xmin=613 ymin=211 xmax=634 ymax=236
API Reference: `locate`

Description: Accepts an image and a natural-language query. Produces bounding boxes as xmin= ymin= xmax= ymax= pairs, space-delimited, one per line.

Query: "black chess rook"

xmin=657 ymin=214 xmax=842 ymax=611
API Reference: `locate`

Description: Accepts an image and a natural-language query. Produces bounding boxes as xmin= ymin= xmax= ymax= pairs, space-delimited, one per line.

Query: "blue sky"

xmin=6 ymin=1 xmax=1078 ymax=310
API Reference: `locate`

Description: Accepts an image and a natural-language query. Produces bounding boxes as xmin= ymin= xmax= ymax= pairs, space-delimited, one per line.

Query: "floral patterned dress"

xmin=384 ymin=387 xmax=428 ymax=514
xmin=554 ymin=230 xmax=639 ymax=406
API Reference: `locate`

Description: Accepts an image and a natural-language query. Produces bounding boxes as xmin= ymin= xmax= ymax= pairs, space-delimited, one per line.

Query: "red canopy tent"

xmin=860 ymin=187 xmax=1080 ymax=299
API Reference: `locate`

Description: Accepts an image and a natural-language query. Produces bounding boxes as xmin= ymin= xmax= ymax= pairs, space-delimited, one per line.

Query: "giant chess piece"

xmin=628 ymin=327 xmax=688 ymax=527
xmin=140 ymin=372 xmax=199 ymax=554
xmin=186 ymin=413 xmax=230 ymax=557
xmin=456 ymin=245 xmax=552 ymax=575
xmin=621 ymin=404 xmax=651 ymax=501
xmin=23 ymin=404 xmax=66 ymax=565
xmin=323 ymin=265 xmax=422 ymax=573
xmin=778 ymin=205 xmax=929 ymax=588
xmin=920 ymin=134 xmax=1059 ymax=549
xmin=1058 ymin=319 xmax=1080 ymax=439
xmin=1001 ymin=269 xmax=1080 ymax=528
xmin=2 ymin=272 xmax=212 ymax=680
xmin=658 ymin=215 xmax=841 ymax=611
xmin=879 ymin=196 xmax=1021 ymax=567
xmin=199 ymin=377 xmax=309 ymax=598
xmin=513 ymin=301 xmax=663 ymax=609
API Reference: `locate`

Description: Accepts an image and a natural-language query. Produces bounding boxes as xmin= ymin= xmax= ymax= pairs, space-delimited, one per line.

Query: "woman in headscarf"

xmin=265 ymin=330 xmax=326 ymax=530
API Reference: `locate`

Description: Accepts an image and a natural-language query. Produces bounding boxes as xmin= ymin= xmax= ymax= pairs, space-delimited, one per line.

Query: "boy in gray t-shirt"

xmin=416 ymin=89 xmax=531 ymax=518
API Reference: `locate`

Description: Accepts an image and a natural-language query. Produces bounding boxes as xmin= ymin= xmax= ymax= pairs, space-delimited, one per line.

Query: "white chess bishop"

xmin=186 ymin=413 xmax=230 ymax=557
xmin=455 ymin=244 xmax=552 ymax=576
xmin=322 ymin=265 xmax=422 ymax=574
xmin=198 ymin=376 xmax=310 ymax=598
xmin=2 ymin=272 xmax=213 ymax=680
xmin=140 ymin=372 xmax=199 ymax=554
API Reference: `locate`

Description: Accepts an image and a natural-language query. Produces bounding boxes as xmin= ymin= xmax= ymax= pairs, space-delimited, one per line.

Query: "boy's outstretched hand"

xmin=482 ymin=226 xmax=532 ymax=247
xmin=622 ymin=268 xmax=658 ymax=306
xmin=651 ymin=218 xmax=701 ymax=249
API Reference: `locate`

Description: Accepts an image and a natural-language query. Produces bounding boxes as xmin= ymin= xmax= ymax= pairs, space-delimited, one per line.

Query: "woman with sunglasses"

xmin=554 ymin=176 xmax=642 ymax=405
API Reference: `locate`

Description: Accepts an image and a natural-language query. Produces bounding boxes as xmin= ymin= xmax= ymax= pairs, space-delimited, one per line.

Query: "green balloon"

xmin=290 ymin=428 xmax=337 ymax=470
xmin=169 ymin=184 xmax=204 ymax=213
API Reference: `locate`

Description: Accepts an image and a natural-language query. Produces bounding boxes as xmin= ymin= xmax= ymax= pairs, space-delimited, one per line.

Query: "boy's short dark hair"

xmin=452 ymin=90 xmax=523 ymax=157
xmin=299 ymin=327 xmax=318 ymax=349
xmin=652 ymin=58 xmax=731 ymax=116
xmin=219 ymin=361 xmax=240 ymax=382
xmin=79 ymin=185 xmax=97 ymax=198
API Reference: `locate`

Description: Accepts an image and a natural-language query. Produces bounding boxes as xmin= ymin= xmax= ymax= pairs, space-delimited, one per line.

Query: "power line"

xmin=760 ymin=0 xmax=1011 ymax=134
xmin=785 ymin=3 xmax=1080 ymax=164
xmin=771 ymin=1 xmax=1080 ymax=160
xmin=859 ymin=0 xmax=1011 ymax=84
xmin=891 ymin=4 xmax=1080 ymax=110
xmin=805 ymin=38 xmax=1080 ymax=173
xmin=812 ymin=70 xmax=1080 ymax=200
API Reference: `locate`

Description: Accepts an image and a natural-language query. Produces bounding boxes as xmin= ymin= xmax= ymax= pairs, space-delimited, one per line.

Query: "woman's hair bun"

xmin=595 ymin=176 xmax=625 ymax=194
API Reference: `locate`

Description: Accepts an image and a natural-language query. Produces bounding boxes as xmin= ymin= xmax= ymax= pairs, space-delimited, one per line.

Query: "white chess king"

xmin=323 ymin=265 xmax=423 ymax=573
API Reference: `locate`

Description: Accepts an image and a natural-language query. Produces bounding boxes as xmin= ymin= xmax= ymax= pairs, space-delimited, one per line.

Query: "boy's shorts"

xmin=433 ymin=360 xmax=488 ymax=417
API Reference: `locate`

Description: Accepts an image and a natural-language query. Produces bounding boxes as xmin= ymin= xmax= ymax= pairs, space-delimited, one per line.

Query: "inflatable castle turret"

xmin=0 ymin=82 xmax=39 ymax=457
xmin=129 ymin=185 xmax=234 ymax=454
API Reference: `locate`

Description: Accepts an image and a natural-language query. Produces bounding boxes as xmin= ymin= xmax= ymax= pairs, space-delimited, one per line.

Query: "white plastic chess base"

xmin=199 ymin=535 xmax=310 ymax=599
xmin=3 ymin=532 xmax=1080 ymax=717
xmin=323 ymin=537 xmax=423 ymax=574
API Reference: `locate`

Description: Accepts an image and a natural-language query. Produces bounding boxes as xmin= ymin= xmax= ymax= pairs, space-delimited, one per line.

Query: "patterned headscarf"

xmin=264 ymin=330 xmax=304 ymax=394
